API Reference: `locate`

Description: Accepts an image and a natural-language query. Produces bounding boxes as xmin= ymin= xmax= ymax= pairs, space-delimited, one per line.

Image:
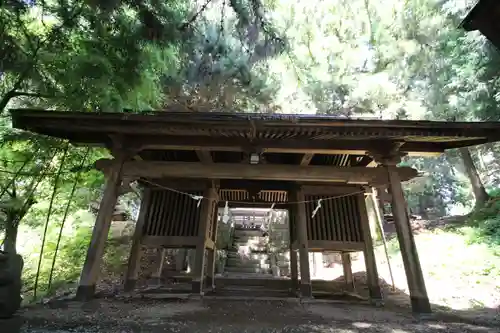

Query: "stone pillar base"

xmin=75 ymin=285 xmax=95 ymax=301
xmin=299 ymin=283 xmax=312 ymax=298
xmin=410 ymin=296 xmax=432 ymax=313
xmin=123 ymin=279 xmax=137 ymax=292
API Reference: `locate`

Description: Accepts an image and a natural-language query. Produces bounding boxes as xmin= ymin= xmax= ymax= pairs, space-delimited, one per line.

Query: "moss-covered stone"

xmin=0 ymin=251 xmax=23 ymax=318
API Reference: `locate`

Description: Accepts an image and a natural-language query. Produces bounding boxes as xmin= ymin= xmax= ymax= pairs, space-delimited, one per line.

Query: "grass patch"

xmin=376 ymin=220 xmax=500 ymax=310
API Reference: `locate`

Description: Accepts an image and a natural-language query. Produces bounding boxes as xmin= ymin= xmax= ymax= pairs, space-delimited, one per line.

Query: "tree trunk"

xmin=0 ymin=91 xmax=14 ymax=114
xmin=459 ymin=147 xmax=490 ymax=209
xmin=3 ymin=216 xmax=19 ymax=254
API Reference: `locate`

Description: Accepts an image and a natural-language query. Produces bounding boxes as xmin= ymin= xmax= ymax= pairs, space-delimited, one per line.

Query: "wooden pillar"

xmin=387 ymin=165 xmax=431 ymax=313
xmin=289 ymin=248 xmax=299 ymax=293
xmin=191 ymin=183 xmax=217 ymax=295
xmin=206 ymin=208 xmax=219 ymax=289
xmin=176 ymin=249 xmax=187 ymax=272
xmin=288 ymin=205 xmax=299 ymax=294
xmin=75 ymin=156 xmax=125 ymax=301
xmin=357 ymin=193 xmax=382 ymax=302
xmin=124 ymin=188 xmax=151 ymax=292
xmin=151 ymin=248 xmax=166 ymax=284
xmin=341 ymin=252 xmax=354 ymax=291
xmin=292 ymin=187 xmax=312 ymax=298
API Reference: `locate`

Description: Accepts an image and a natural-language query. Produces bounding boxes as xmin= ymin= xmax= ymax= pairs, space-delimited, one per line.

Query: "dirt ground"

xmin=2 ymin=298 xmax=498 ymax=333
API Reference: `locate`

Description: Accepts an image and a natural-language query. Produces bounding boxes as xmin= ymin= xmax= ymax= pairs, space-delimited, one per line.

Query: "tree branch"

xmin=179 ymin=0 xmax=214 ymax=31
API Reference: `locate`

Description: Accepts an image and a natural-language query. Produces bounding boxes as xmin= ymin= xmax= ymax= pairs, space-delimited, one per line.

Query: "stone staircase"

xmin=224 ymin=227 xmax=272 ymax=274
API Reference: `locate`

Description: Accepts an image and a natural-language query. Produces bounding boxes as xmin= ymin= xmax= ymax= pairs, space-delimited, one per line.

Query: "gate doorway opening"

xmin=220 ymin=207 xmax=290 ymax=279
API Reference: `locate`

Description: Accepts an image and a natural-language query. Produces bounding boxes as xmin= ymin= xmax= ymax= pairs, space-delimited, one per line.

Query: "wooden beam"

xmin=142 ymin=236 xmax=198 ymax=248
xmin=300 ymin=153 xmax=314 ymax=166
xmin=196 ymin=150 xmax=212 ymax=164
xmin=301 ymin=185 xmax=364 ymax=195
xmin=219 ymin=179 xmax=292 ymax=191
xmin=95 ymin=159 xmax=419 ymax=185
xmin=140 ymin=178 xmax=212 ymax=191
xmin=125 ymin=136 xmax=449 ymax=156
xmin=307 ymin=240 xmax=364 ymax=252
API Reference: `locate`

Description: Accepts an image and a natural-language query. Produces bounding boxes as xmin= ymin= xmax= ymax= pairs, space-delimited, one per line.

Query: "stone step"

xmin=232 ymin=240 xmax=267 ymax=246
xmin=213 ymin=286 xmax=291 ymax=298
xmin=231 ymin=247 xmax=268 ymax=253
xmin=226 ymin=257 xmax=270 ymax=267
xmin=233 ymin=235 xmax=268 ymax=242
xmin=225 ymin=262 xmax=271 ymax=270
xmin=232 ymin=242 xmax=268 ymax=249
xmin=227 ymin=252 xmax=270 ymax=260
xmin=224 ymin=266 xmax=271 ymax=274
xmin=233 ymin=229 xmax=265 ymax=237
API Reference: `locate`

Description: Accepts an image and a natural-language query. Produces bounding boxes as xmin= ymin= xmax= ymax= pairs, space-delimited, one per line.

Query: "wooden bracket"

xmin=108 ymin=134 xmax=144 ymax=160
xmin=368 ymin=141 xmax=407 ymax=166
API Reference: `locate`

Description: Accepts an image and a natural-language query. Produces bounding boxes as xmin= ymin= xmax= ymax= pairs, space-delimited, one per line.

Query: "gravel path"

xmin=2 ymin=298 xmax=497 ymax=333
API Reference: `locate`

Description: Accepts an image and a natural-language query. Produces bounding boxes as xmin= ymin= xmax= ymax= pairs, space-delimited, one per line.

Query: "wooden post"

xmin=191 ymin=183 xmax=217 ymax=295
xmin=387 ymin=165 xmax=431 ymax=313
xmin=289 ymin=248 xmax=299 ymax=293
xmin=151 ymin=248 xmax=166 ymax=284
xmin=176 ymin=249 xmax=187 ymax=272
xmin=357 ymin=193 xmax=382 ymax=303
xmin=341 ymin=252 xmax=354 ymax=291
xmin=75 ymin=156 xmax=125 ymax=301
xmin=206 ymin=208 xmax=219 ymax=289
xmin=288 ymin=205 xmax=299 ymax=294
xmin=372 ymin=187 xmax=396 ymax=292
xmin=292 ymin=187 xmax=312 ymax=298
xmin=124 ymin=188 xmax=151 ymax=292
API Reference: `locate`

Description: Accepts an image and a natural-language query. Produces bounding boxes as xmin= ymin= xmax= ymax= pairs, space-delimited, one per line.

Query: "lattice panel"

xmin=143 ymin=190 xmax=203 ymax=237
xmin=304 ymin=194 xmax=363 ymax=242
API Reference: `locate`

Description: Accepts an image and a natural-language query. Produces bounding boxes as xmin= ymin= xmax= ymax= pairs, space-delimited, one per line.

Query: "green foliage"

xmin=466 ymin=193 xmax=500 ymax=246
xmin=403 ymin=154 xmax=473 ymax=217
xmin=20 ymin=210 xmax=94 ymax=300
xmin=0 ymin=0 xmax=191 ymax=112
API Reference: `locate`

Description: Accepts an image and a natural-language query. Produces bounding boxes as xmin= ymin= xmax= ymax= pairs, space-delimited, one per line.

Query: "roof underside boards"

xmin=10 ymin=109 xmax=500 ymax=165
xmin=460 ymin=0 xmax=500 ymax=49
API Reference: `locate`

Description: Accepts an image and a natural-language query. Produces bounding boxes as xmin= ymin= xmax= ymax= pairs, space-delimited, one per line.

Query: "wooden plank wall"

xmin=143 ymin=189 xmax=203 ymax=237
xmin=304 ymin=194 xmax=363 ymax=242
